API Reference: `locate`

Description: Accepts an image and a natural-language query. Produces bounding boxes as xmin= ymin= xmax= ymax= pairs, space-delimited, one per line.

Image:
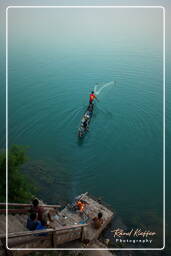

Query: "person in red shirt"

xmin=89 ymin=91 xmax=99 ymax=104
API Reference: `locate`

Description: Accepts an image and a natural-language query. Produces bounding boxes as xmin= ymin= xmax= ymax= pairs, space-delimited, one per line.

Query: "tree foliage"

xmin=0 ymin=145 xmax=35 ymax=203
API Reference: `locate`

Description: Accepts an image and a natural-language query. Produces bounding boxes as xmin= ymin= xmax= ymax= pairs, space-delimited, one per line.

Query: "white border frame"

xmin=6 ymin=5 xmax=165 ymax=251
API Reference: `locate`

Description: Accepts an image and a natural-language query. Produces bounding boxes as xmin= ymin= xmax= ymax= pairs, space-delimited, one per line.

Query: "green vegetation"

xmin=0 ymin=145 xmax=36 ymax=203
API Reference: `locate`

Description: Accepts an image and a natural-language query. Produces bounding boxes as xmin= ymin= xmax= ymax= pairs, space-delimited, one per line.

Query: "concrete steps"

xmin=0 ymin=214 xmax=28 ymax=234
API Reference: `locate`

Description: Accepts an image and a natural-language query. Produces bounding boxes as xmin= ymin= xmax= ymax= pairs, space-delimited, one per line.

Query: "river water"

xmin=5 ymin=7 xmax=164 ymax=247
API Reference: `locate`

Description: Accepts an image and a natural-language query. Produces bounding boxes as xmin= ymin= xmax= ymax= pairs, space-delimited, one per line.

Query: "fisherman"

xmin=89 ymin=91 xmax=99 ymax=104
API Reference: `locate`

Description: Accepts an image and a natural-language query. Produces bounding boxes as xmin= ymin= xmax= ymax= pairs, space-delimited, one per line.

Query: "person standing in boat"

xmin=89 ymin=91 xmax=99 ymax=104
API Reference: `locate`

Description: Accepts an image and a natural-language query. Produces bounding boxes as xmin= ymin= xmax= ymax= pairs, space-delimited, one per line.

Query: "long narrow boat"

xmin=78 ymin=103 xmax=94 ymax=138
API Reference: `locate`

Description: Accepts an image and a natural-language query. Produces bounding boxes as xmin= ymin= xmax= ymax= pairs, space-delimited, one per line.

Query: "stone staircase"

xmin=0 ymin=196 xmax=116 ymax=254
xmin=0 ymin=214 xmax=28 ymax=234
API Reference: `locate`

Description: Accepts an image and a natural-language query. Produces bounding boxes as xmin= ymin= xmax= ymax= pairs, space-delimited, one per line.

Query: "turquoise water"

xmin=5 ymin=8 xmax=164 ymax=247
xmin=8 ymin=45 xmax=163 ymax=225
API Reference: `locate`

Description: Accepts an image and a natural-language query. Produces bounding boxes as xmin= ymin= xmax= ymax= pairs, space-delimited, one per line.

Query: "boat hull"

xmin=78 ymin=103 xmax=94 ymax=138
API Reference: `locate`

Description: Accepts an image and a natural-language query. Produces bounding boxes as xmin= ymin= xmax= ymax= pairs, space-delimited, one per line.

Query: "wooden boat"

xmin=78 ymin=103 xmax=94 ymax=137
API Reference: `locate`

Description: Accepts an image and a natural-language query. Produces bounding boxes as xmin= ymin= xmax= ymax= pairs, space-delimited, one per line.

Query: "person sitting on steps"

xmin=30 ymin=198 xmax=44 ymax=224
xmin=92 ymin=212 xmax=103 ymax=229
xmin=26 ymin=212 xmax=41 ymax=231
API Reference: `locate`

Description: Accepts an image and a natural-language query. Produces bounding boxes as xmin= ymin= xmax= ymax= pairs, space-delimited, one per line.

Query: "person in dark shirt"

xmin=26 ymin=212 xmax=41 ymax=231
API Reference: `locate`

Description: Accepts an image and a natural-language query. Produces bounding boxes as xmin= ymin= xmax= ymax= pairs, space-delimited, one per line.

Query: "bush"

xmin=0 ymin=145 xmax=35 ymax=203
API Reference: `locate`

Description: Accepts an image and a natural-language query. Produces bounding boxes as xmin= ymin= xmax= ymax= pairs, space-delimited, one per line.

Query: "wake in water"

xmin=94 ymin=81 xmax=116 ymax=96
